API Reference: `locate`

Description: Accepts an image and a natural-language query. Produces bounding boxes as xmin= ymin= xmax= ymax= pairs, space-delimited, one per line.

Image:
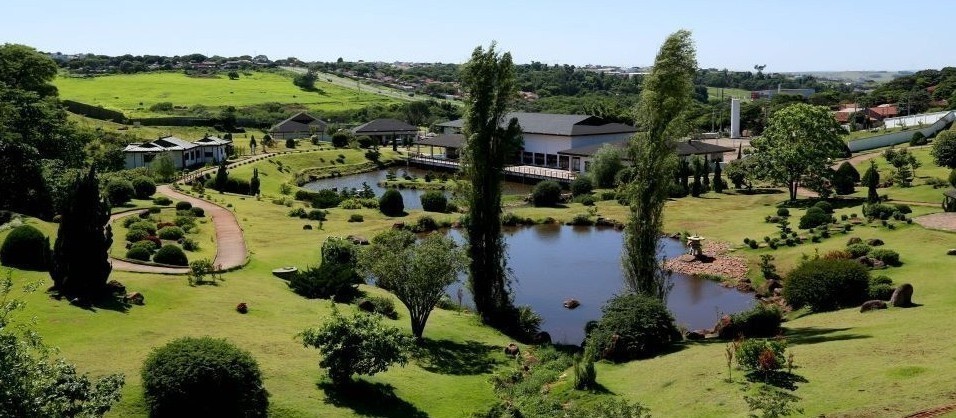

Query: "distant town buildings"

xmin=123 ymin=135 xmax=232 ymax=170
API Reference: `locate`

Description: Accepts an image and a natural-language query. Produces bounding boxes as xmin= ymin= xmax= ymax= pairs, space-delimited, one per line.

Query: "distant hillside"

xmin=783 ymin=71 xmax=910 ymax=84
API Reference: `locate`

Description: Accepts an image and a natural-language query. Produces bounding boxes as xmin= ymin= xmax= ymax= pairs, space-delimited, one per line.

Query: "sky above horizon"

xmin=2 ymin=0 xmax=953 ymax=72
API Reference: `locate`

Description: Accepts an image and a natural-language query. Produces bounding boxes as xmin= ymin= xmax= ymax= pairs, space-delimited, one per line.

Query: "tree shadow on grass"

xmin=783 ymin=326 xmax=870 ymax=345
xmin=318 ymin=379 xmax=428 ymax=418
xmin=50 ymin=291 xmax=131 ymax=313
xmin=413 ymin=339 xmax=502 ymax=375
xmin=744 ymin=370 xmax=809 ymax=391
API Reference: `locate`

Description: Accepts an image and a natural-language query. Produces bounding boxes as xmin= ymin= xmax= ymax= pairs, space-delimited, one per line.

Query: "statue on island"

xmin=687 ymin=235 xmax=705 ymax=258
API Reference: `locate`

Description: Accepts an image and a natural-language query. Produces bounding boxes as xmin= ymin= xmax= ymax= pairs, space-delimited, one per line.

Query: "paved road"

xmin=109 ymin=185 xmax=247 ymax=274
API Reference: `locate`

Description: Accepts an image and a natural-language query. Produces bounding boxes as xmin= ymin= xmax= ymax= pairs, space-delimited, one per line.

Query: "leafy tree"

xmin=262 ymin=134 xmax=274 ymax=150
xmin=358 ymin=230 xmax=466 ymax=339
xmin=249 ymin=135 xmax=257 ymax=154
xmin=153 ymin=152 xmax=177 ymax=182
xmin=570 ymin=174 xmax=594 ymax=196
xmin=833 ymin=162 xmax=858 ymax=195
xmin=725 ymin=158 xmax=755 ymax=190
xmin=0 ymin=274 xmax=125 ymax=417
xmin=0 ymin=44 xmax=59 ymax=97
xmin=862 ymin=161 xmax=880 ymax=203
xmin=621 ymin=30 xmax=696 ymax=300
xmin=249 ymin=168 xmax=261 ymax=195
xmin=931 ymin=130 xmax=956 ymax=169
xmin=461 ymin=43 xmax=524 ymax=325
xmin=751 ymin=103 xmax=845 ymax=201
xmin=227 ymin=71 xmax=240 ymax=80
xmin=0 ymin=138 xmax=53 ymax=218
xmin=531 ymin=180 xmax=562 ymax=207
xmin=378 ymin=189 xmax=405 ymax=216
xmin=293 ymin=69 xmax=318 ymax=90
xmin=50 ymin=167 xmax=113 ymax=297
xmin=586 ymin=293 xmax=679 ymax=361
xmin=590 ymin=144 xmax=624 ymax=188
xmin=299 ymin=307 xmax=412 ymax=386
xmin=132 ymin=176 xmax=156 ymax=199
xmin=883 ymin=147 xmax=920 ymax=187
xmin=105 ymin=179 xmax=135 ymax=205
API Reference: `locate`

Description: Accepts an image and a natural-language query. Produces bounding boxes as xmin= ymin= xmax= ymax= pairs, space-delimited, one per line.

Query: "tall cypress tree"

xmin=863 ymin=161 xmax=880 ymax=203
xmin=622 ymin=30 xmax=697 ymax=300
xmin=460 ymin=43 xmax=523 ymax=326
xmin=50 ymin=167 xmax=112 ymax=297
xmin=250 ymin=168 xmax=261 ymax=196
xmin=214 ymin=161 xmax=229 ymax=191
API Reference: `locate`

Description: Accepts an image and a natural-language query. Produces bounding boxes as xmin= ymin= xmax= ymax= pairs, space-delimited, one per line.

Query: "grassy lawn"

xmin=706 ymin=86 xmax=752 ymax=102
xmin=109 ymin=207 xmax=217 ymax=264
xmin=850 ymin=146 xmax=952 ymax=204
xmin=6 ymin=152 xmax=956 ymax=416
xmin=844 ymin=126 xmax=911 ymax=142
xmin=55 ymin=71 xmax=400 ymax=117
xmin=227 ymin=147 xmax=403 ymax=193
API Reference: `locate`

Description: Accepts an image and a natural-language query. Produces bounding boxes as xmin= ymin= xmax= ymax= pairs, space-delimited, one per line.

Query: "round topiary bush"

xmin=157 ymin=226 xmax=185 ymax=240
xmin=131 ymin=239 xmax=158 ymax=252
xmin=776 ymin=207 xmax=790 ymax=217
xmin=141 ymin=337 xmax=269 ymax=418
xmin=569 ymin=175 xmax=594 ymax=197
xmin=154 ymin=244 xmax=188 ymax=266
xmin=190 ymin=207 xmax=205 ymax=217
xmin=799 ymin=206 xmax=831 ymax=229
xmin=153 ymin=196 xmax=173 ymax=205
xmin=176 ymin=201 xmax=193 ymax=211
xmin=0 ymin=224 xmax=49 ymax=271
xmin=845 ymin=243 xmax=872 ymax=258
xmin=132 ymin=176 xmax=157 ymax=199
xmin=126 ymin=246 xmax=152 ymax=261
xmin=379 ymin=189 xmax=405 ymax=216
xmin=813 ymin=200 xmax=833 ymax=214
xmin=532 ymin=180 xmax=562 ymax=207
xmin=126 ymin=228 xmax=149 ymax=243
xmin=586 ymin=294 xmax=679 ymax=362
xmin=869 ymin=248 xmax=901 ymax=266
xmin=783 ymin=258 xmax=870 ymax=312
xmin=129 ymin=220 xmax=157 ymax=235
xmin=106 ymin=179 xmax=135 ymax=205
xmin=419 ymin=190 xmax=447 ymax=213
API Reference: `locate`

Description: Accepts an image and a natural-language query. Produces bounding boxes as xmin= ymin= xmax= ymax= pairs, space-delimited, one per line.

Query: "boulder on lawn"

xmin=106 ymin=280 xmax=126 ymax=294
xmin=125 ymin=292 xmax=145 ymax=305
xmin=860 ymin=300 xmax=887 ymax=313
xmin=890 ymin=283 xmax=914 ymax=307
xmin=946 ymin=249 xmax=956 ymax=256
xmin=866 ymin=238 xmax=885 ymax=246
xmin=504 ymin=343 xmax=520 ymax=357
xmin=846 ymin=237 xmax=863 ymax=245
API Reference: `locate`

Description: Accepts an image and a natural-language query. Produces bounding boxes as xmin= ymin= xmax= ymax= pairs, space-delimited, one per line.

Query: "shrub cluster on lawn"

xmin=132 ymin=177 xmax=157 ymax=199
xmin=585 ymin=294 xmax=679 ymax=362
xmin=420 ymin=190 xmax=448 ymax=212
xmin=379 ymin=189 xmax=405 ymax=216
xmin=532 ymin=180 xmax=562 ymax=207
xmin=0 ymin=224 xmax=50 ymax=271
xmin=782 ymin=258 xmax=870 ymax=312
xmin=154 ymin=244 xmax=188 ymax=266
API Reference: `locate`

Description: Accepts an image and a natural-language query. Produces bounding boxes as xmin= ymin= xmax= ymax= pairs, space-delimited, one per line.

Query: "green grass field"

xmin=707 ymin=86 xmax=752 ymax=102
xmin=850 ymin=146 xmax=951 ymax=204
xmin=5 ymin=151 xmax=956 ymax=416
xmin=55 ymin=71 xmax=400 ymax=117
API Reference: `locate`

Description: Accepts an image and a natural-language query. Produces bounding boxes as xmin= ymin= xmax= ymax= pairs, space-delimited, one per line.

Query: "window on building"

xmin=522 ymin=151 xmax=533 ymax=164
xmin=534 ymin=153 xmax=545 ymax=166
xmin=546 ymin=154 xmax=557 ymax=167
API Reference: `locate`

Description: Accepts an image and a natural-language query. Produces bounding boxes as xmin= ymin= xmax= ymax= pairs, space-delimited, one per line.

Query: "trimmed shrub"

xmin=128 ymin=221 xmax=157 ymax=235
xmin=893 ymin=204 xmax=912 ymax=214
xmin=845 ymin=243 xmax=872 ymax=258
xmin=175 ymin=201 xmax=192 ymax=211
xmin=190 ymin=207 xmax=205 ymax=217
xmin=131 ymin=240 xmax=158 ymax=252
xmin=378 ymin=189 xmax=405 ymax=216
xmin=359 ymin=295 xmax=399 ymax=319
xmin=157 ymin=226 xmax=185 ymax=240
xmin=126 ymin=247 xmax=151 ymax=261
xmin=532 ymin=180 xmax=562 ymax=207
xmin=813 ymin=201 xmax=833 ymax=214
xmin=141 ymin=337 xmax=268 ymax=418
xmin=726 ymin=304 xmax=784 ymax=338
xmin=798 ymin=207 xmax=831 ymax=229
xmin=307 ymin=209 xmax=327 ymax=221
xmin=736 ymin=338 xmax=787 ymax=373
xmin=174 ymin=216 xmax=196 ymax=229
xmin=288 ymin=207 xmax=307 ymax=218
xmin=288 ymin=263 xmax=362 ymax=302
xmin=0 ymin=225 xmax=49 ymax=270
xmin=569 ymin=175 xmax=594 ymax=197
xmin=783 ymin=259 xmax=870 ymax=312
xmin=348 ymin=214 xmax=364 ymax=223
xmin=586 ymin=294 xmax=679 ymax=362
xmin=182 ymin=238 xmax=199 ymax=251
xmin=869 ymin=248 xmax=901 ymax=266
xmin=125 ymin=228 xmax=149 ymax=243
xmin=106 ymin=179 xmax=135 ymax=205
xmin=132 ymin=177 xmax=157 ymax=199
xmin=154 ymin=244 xmax=188 ymax=266
xmin=864 ymin=203 xmax=896 ymax=220
xmin=311 ymin=189 xmax=342 ymax=209
xmin=776 ymin=208 xmax=790 ymax=217
xmin=420 ymin=190 xmax=448 ymax=213
xmin=153 ymin=196 xmax=173 ymax=205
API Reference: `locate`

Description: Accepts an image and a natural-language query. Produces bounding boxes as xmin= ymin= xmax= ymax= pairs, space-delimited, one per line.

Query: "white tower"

xmin=730 ymin=98 xmax=741 ymax=139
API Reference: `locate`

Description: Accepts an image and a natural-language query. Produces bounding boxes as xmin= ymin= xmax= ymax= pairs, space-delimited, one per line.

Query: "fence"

xmin=848 ymin=111 xmax=955 ymax=153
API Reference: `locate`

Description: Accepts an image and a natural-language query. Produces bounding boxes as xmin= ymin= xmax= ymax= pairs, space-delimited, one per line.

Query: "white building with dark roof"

xmin=269 ymin=112 xmax=327 ymax=140
xmin=123 ymin=135 xmax=232 ymax=170
xmin=437 ymin=112 xmax=638 ymax=171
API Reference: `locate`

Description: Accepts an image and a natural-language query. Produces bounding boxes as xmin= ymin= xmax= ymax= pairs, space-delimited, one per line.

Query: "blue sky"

xmin=2 ymin=0 xmax=953 ymax=71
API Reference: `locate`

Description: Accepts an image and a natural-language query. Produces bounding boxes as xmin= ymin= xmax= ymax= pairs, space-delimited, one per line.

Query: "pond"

xmin=301 ymin=167 xmax=533 ymax=210
xmin=445 ymin=225 xmax=754 ymax=345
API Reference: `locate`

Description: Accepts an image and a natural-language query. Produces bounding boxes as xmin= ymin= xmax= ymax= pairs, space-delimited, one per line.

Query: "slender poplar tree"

xmin=460 ymin=43 xmax=523 ymax=325
xmin=50 ymin=167 xmax=112 ymax=297
xmin=622 ymin=30 xmax=697 ymax=300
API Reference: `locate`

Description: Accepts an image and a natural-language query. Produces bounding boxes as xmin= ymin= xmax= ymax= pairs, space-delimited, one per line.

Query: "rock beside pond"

xmin=532 ymin=332 xmax=552 ymax=345
xmin=714 ymin=315 xmax=735 ymax=340
xmin=563 ymin=299 xmax=580 ymax=309
xmin=504 ymin=343 xmax=520 ymax=357
xmin=946 ymin=249 xmax=956 ymax=256
xmin=860 ymin=300 xmax=887 ymax=312
xmin=890 ymin=283 xmax=914 ymax=307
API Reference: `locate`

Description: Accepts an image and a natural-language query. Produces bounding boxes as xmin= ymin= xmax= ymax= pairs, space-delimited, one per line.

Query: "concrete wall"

xmin=882 ymin=111 xmax=952 ymax=129
xmin=848 ymin=111 xmax=954 ymax=152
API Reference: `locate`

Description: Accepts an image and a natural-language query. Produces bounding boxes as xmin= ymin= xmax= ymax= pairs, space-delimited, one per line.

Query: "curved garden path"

xmin=109 ymin=185 xmax=247 ymax=274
